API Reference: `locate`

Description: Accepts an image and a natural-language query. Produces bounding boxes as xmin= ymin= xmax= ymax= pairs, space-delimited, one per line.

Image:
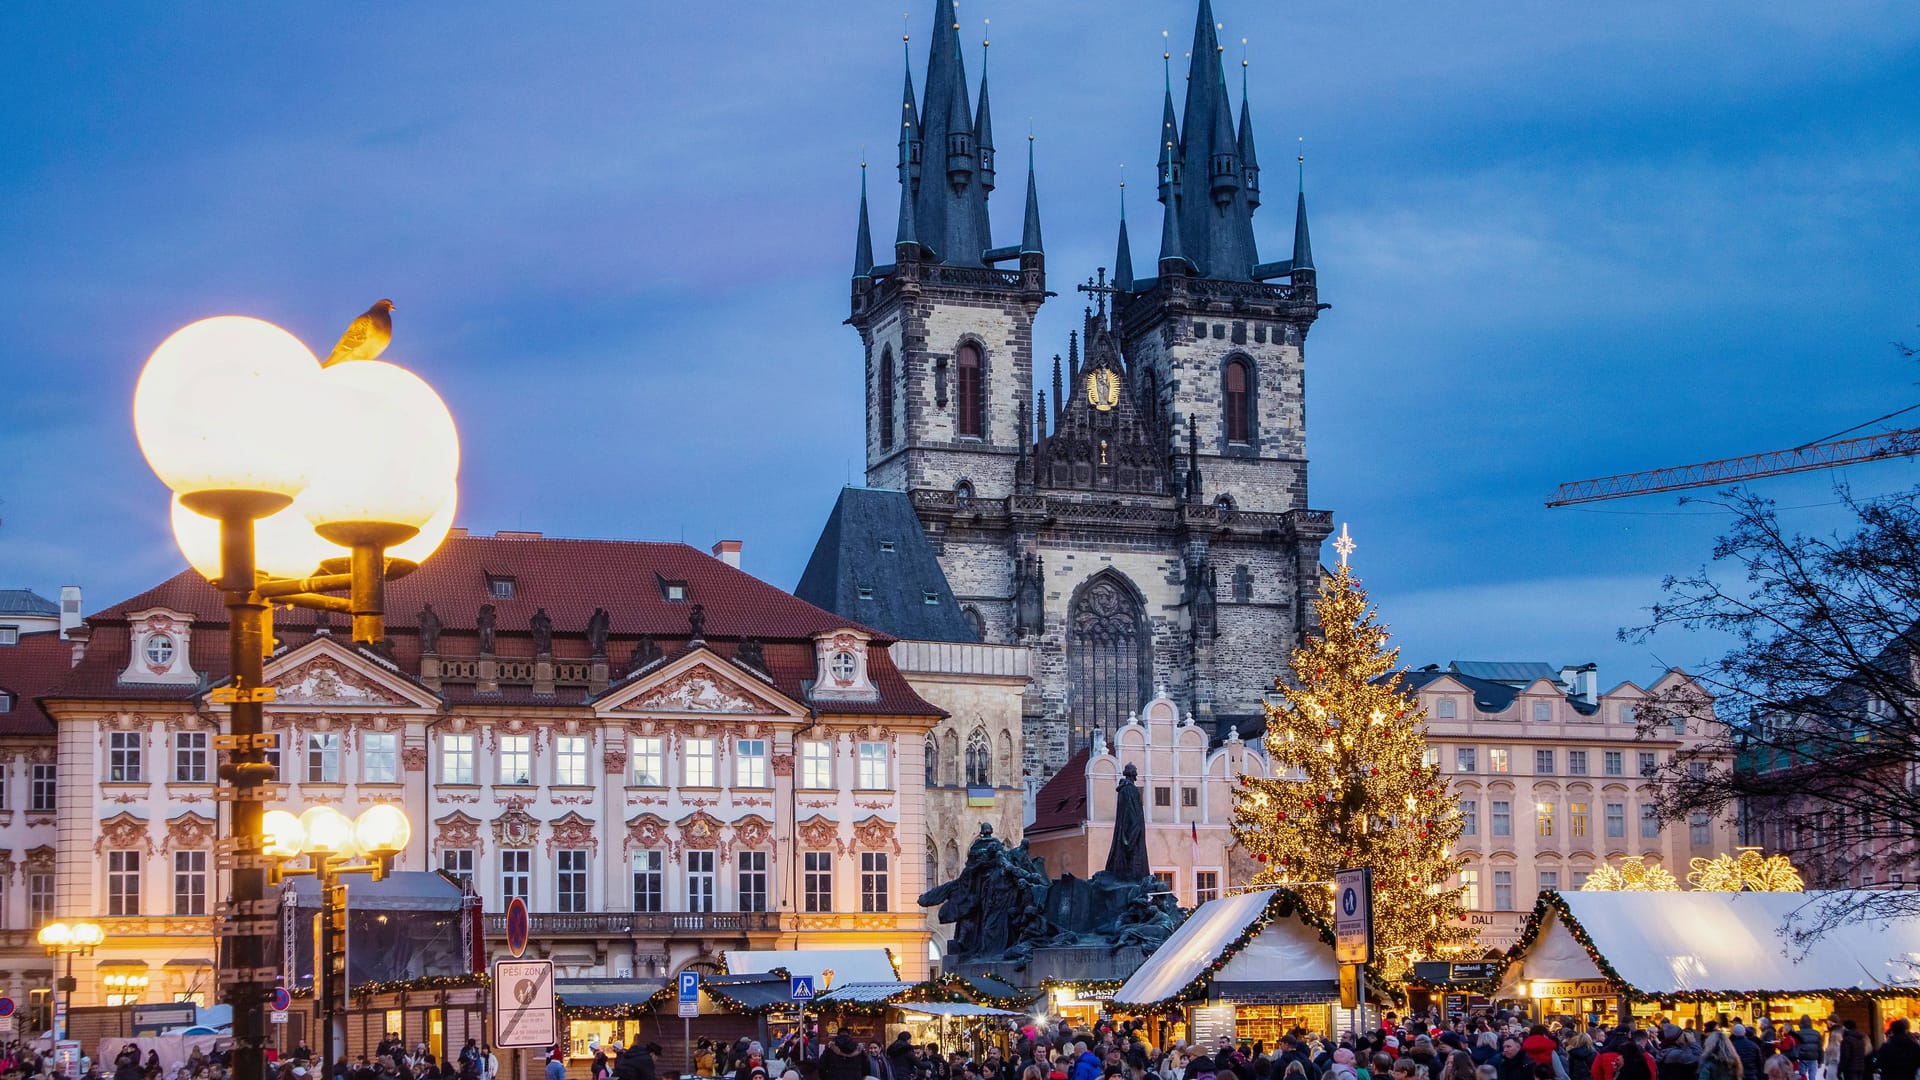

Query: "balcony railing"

xmin=480 ymin=911 xmax=779 ymax=936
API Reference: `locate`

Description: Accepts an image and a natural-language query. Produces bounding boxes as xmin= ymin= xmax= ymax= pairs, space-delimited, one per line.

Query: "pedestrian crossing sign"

xmin=790 ymin=975 xmax=815 ymax=1001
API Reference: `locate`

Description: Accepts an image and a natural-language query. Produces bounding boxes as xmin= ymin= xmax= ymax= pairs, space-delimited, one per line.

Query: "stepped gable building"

xmin=842 ymin=0 xmax=1334 ymax=783
xmin=796 ymin=487 xmax=1029 ymax=967
xmin=31 ymin=530 xmax=944 ymax=1014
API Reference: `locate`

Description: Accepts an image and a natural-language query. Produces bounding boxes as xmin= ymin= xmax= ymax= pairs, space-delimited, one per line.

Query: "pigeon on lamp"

xmin=322 ymin=299 xmax=395 ymax=367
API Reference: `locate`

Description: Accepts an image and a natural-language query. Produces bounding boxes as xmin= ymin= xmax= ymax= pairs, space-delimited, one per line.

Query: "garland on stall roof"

xmin=348 ymin=972 xmax=491 ymax=1000
xmin=1496 ymin=890 xmax=1920 ymax=1003
xmin=810 ymin=971 xmax=1036 ymax=1015
xmin=1038 ymin=977 xmax=1127 ymax=994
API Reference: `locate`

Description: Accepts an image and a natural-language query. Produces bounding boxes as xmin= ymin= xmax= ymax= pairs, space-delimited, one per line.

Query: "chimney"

xmin=1560 ymin=663 xmax=1599 ymax=705
xmin=712 ymin=540 xmax=743 ymax=569
xmin=59 ymin=586 xmax=82 ymax=639
xmin=67 ymin=624 xmax=89 ymax=667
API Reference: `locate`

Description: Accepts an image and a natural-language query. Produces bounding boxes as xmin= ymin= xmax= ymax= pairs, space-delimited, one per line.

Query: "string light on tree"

xmin=1230 ymin=526 xmax=1474 ymax=979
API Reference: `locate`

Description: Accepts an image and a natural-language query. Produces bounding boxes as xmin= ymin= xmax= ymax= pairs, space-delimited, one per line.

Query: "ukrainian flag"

xmin=967 ymin=786 xmax=995 ymax=807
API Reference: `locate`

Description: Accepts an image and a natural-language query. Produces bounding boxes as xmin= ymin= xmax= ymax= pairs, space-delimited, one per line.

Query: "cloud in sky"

xmin=2 ymin=1 xmax=1918 ymax=688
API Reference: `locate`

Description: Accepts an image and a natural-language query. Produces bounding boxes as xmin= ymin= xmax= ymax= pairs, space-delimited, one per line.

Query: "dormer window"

xmin=923 ymin=592 xmax=939 ymax=605
xmin=487 ymin=576 xmax=516 ymax=599
xmin=120 ymin=609 xmax=196 ymax=686
xmin=0 ymin=693 xmax=11 ymax=713
xmin=857 ymin=587 xmax=875 ymax=601
xmin=660 ymin=579 xmax=688 ymax=603
xmin=0 ymin=626 xmax=16 ymax=646
xmin=879 ymin=541 xmax=896 ymax=553
xmin=812 ymin=629 xmax=880 ymax=703
xmin=829 ymin=651 xmax=857 ymax=683
xmin=144 ymin=634 xmax=175 ymax=668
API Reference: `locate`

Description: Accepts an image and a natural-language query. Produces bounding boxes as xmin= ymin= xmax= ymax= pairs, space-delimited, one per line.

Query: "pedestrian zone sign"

xmin=789 ymin=975 xmax=815 ymax=1001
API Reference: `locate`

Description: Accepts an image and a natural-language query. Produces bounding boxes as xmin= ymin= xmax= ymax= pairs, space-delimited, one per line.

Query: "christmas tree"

xmin=1231 ymin=530 xmax=1475 ymax=977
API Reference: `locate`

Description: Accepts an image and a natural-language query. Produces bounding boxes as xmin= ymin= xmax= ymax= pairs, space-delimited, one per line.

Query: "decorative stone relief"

xmin=625 ymin=666 xmax=765 ymax=714
xmin=731 ymin=815 xmax=773 ymax=856
xmin=164 ymin=812 xmax=216 ymax=853
xmin=852 ymin=815 xmax=901 ymax=855
xmin=434 ymin=812 xmax=483 ymax=856
xmin=626 ymin=814 xmax=673 ymax=858
xmin=797 ymin=816 xmax=842 ymax=855
xmin=492 ymin=799 xmax=540 ymax=849
xmin=547 ymin=812 xmax=598 ymax=855
xmin=678 ymin=810 xmax=724 ymax=856
xmin=96 ymin=813 xmax=153 ymax=855
xmin=401 ymin=745 xmax=429 ymax=773
xmin=273 ymin=659 xmax=398 ymax=706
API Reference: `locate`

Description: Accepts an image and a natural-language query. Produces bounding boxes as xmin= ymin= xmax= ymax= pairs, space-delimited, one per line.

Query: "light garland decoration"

xmin=347 ymin=972 xmax=490 ymax=1000
xmin=1687 ymin=847 xmax=1805 ymax=892
xmin=1580 ymin=855 xmax=1680 ymax=892
xmin=1231 ymin=554 xmax=1474 ymax=980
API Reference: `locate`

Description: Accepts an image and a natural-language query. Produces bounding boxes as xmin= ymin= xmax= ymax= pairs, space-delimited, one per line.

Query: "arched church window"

xmin=965 ymin=728 xmax=992 ymax=787
xmin=878 ymin=347 xmax=895 ymax=450
xmin=961 ymin=605 xmax=985 ymax=643
xmin=1069 ymin=572 xmax=1152 ymax=750
xmin=956 ymin=342 xmax=984 ymax=438
xmin=1232 ymin=564 xmax=1252 ymax=603
xmin=998 ymin=730 xmax=1015 ymax=786
xmin=954 ymin=480 xmax=973 ymax=507
xmin=925 ymin=736 xmax=939 ymax=787
xmin=1143 ymin=368 xmax=1159 ymax=427
xmin=1224 ymin=359 xmax=1252 ymax=443
xmin=941 ymin=729 xmax=959 ymax=787
xmin=927 ymin=843 xmax=939 ymax=888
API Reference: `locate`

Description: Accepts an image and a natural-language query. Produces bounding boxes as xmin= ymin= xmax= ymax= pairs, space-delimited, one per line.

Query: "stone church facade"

xmin=842 ymin=0 xmax=1334 ymax=785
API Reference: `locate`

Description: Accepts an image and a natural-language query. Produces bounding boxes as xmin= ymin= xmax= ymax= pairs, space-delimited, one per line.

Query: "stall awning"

xmin=1502 ymin=890 xmax=1920 ymax=1000
xmin=899 ymin=1003 xmax=1027 ymax=1018
xmin=815 ymin=981 xmax=917 ymax=1004
xmin=1113 ymin=888 xmax=1342 ymax=1011
xmin=726 ymin=949 xmax=896 ymax=985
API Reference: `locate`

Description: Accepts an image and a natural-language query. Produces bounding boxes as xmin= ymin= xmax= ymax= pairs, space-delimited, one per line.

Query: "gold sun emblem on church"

xmin=1085 ymin=368 xmax=1121 ymax=412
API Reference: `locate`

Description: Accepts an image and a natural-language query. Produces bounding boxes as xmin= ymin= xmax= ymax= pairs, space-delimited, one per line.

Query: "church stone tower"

xmin=838 ymin=0 xmax=1330 ymax=784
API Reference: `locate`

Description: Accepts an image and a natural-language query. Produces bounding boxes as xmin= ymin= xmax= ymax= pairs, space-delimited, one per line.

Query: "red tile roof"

xmin=0 ymin=631 xmax=69 ymax=735
xmin=1026 ymin=747 xmax=1090 ymax=833
xmin=53 ymin=533 xmax=941 ymax=718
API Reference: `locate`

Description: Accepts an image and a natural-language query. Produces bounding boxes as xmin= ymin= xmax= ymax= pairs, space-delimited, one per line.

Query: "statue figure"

xmin=628 ymin=635 xmax=661 ymax=675
xmin=530 ymin=608 xmax=553 ymax=655
xmin=476 ymin=603 xmax=496 ymax=656
xmin=1105 ymin=763 xmax=1150 ymax=880
xmin=417 ymin=604 xmax=442 ymax=655
xmin=688 ymin=603 xmax=707 ymax=642
xmin=586 ymin=608 xmax=610 ymax=659
xmin=737 ymin=637 xmax=765 ymax=670
xmin=920 ymin=824 xmax=1056 ymax=962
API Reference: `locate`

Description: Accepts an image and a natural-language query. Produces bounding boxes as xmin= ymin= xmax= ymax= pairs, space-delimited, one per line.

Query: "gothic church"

xmin=809 ymin=0 xmax=1332 ymax=783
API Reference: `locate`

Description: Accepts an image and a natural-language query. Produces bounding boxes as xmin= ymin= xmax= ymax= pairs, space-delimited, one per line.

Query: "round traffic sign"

xmin=506 ymin=897 xmax=530 ymax=959
xmin=0 ymin=997 xmax=15 ymax=1018
xmin=270 ymin=987 xmax=291 ymax=1012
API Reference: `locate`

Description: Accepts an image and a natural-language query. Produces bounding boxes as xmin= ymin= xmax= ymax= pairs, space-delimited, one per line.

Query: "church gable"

xmin=1032 ymin=307 xmax=1169 ymax=496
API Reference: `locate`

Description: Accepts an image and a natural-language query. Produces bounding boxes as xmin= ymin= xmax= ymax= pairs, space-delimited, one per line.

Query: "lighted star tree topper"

xmin=1231 ymin=526 xmax=1476 ymax=978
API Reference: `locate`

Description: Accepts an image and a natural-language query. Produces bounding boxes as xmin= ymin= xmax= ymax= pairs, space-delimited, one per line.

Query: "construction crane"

xmin=1547 ymin=425 xmax=1920 ymax=507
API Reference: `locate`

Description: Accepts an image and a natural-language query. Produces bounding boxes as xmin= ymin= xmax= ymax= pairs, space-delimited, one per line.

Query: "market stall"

xmin=1112 ymin=888 xmax=1371 ymax=1045
xmin=1499 ymin=890 xmax=1920 ymax=1035
xmin=811 ymin=974 xmax=1033 ymax=1052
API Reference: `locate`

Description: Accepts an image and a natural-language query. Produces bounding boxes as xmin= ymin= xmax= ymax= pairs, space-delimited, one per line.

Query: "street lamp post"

xmin=263 ymin=804 xmax=413 ymax=1075
xmin=133 ymin=314 xmax=459 ymax=1080
xmin=38 ymin=920 xmax=105 ymax=1042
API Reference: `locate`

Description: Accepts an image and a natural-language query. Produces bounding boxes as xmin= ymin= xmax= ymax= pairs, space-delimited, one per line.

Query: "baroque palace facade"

xmin=0 ymin=530 xmax=945 ymax=1015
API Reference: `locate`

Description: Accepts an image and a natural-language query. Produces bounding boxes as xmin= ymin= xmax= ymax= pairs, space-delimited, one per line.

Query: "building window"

xmin=263 ymin=733 xmax=281 ymax=780
xmin=495 ymin=735 xmax=531 ymax=785
xmin=442 ymin=734 xmax=476 ymax=785
xmin=1436 ymin=698 xmax=1457 ymax=720
xmin=1640 ymin=804 xmax=1662 ymax=839
xmin=173 ymin=732 xmax=209 ymax=783
xmin=1196 ymin=870 xmax=1220 ymax=905
xmin=925 ymin=738 xmax=939 ymax=787
xmin=800 ymin=740 xmax=832 ymax=789
xmin=965 ymin=730 xmax=992 ymax=787
xmin=1459 ymin=868 xmax=1480 ymax=909
xmin=1690 ymin=813 xmax=1712 ymax=847
xmin=1068 ymin=572 xmax=1150 ymax=750
xmin=1425 ymin=746 xmax=1441 ymax=769
xmin=1454 ymin=799 xmax=1475 ymax=836
xmin=487 ymin=576 xmax=515 ymax=599
xmin=631 ymin=737 xmax=665 ymax=786
xmin=1571 ymin=869 xmax=1590 ymax=890
xmin=1537 ymin=803 xmax=1555 ymax=837
xmin=632 ymin=851 xmax=664 ymax=912
xmin=107 ymin=851 xmax=141 ymax=916
xmin=736 ymin=739 xmax=768 ymax=788
xmin=362 ymin=732 xmax=397 ymax=783
xmin=1232 ymin=565 xmax=1252 ymax=603
xmin=660 ymin=580 xmax=687 ymax=603
xmin=442 ymin=849 xmax=474 ymax=888
xmin=956 ymin=342 xmax=984 ymax=438
xmin=1488 ymin=748 xmax=1509 ymax=773
xmin=1535 ymin=749 xmax=1554 ymax=774
xmin=1539 ymin=870 xmax=1559 ymax=894
xmin=684 ymin=849 xmax=716 ymax=912
xmin=685 ymin=738 xmax=717 ymax=787
xmin=173 ymin=851 xmax=207 ymax=916
xmin=737 ymin=850 xmax=768 ymax=912
xmin=1493 ymin=869 xmax=1514 ymax=912
xmin=145 ymin=633 xmax=175 ymax=667
xmin=556 ymin=850 xmax=589 ymax=913
xmin=1491 ymin=800 xmax=1512 ymax=837
xmin=1154 ymin=787 xmax=1172 ymax=808
xmin=108 ymin=732 xmax=142 ymax=783
xmin=1605 ymin=802 xmax=1625 ymax=839
xmin=858 ymin=742 xmax=890 ymax=789
xmin=28 ymin=873 xmax=53 ymax=927
xmin=1223 ymin=359 xmax=1251 ymax=443
xmin=1568 ymin=750 xmax=1588 ymax=776
xmin=1533 ymin=701 xmax=1551 ymax=722
xmin=803 ymin=852 xmax=833 ymax=912
xmin=0 ymin=627 xmax=15 ymax=646
xmin=305 ymin=733 xmax=341 ymax=784
xmin=30 ymin=765 xmax=53 ymax=811
xmin=555 ymin=736 xmax=589 ymax=786
xmin=1620 ymin=704 xmax=1637 ymax=725
xmin=1570 ymin=802 xmax=1588 ymax=838
xmin=878 ymin=347 xmax=895 ymax=450
xmin=501 ymin=850 xmax=530 ymax=906
xmin=859 ymin=851 xmax=891 ymax=913
xmin=1638 ymin=751 xmax=1657 ymax=777
xmin=1603 ymin=750 xmax=1624 ymax=776
xmin=1181 ymin=786 xmax=1199 ymax=808
xmin=1456 ymin=748 xmax=1477 ymax=773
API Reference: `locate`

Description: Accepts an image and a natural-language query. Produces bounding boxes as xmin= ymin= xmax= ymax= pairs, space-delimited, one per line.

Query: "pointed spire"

xmin=975 ymin=22 xmax=995 ymax=193
xmin=1052 ymin=355 xmax=1064 ymax=424
xmin=1036 ymin=389 xmax=1048 ymax=439
xmin=1156 ymin=31 xmax=1187 ymax=272
xmin=895 ymin=164 xmax=919 ymax=250
xmin=1114 ymin=172 xmax=1134 ymax=291
xmin=1292 ymin=140 xmax=1314 ymax=275
xmin=1238 ymin=39 xmax=1261 ymax=211
xmin=898 ymin=26 xmax=920 ymax=185
xmin=1174 ymin=0 xmax=1258 ymax=279
xmin=1020 ymin=135 xmax=1043 ymax=255
xmin=854 ymin=162 xmax=875 ymax=278
xmin=1067 ymin=329 xmax=1080 ymax=378
xmin=915 ymin=0 xmax=989 ymax=265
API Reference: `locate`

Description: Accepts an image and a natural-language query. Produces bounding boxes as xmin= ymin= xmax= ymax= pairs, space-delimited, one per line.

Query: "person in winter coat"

xmin=1698 ymin=1032 xmax=1741 ymax=1080
xmin=1791 ymin=1020 xmax=1821 ymax=1080
xmin=614 ymin=1042 xmax=659 ymax=1080
xmin=1474 ymin=1038 xmax=1502 ymax=1070
xmin=1497 ymin=1039 xmax=1535 ymax=1080
xmin=1874 ymin=1021 xmax=1920 ymax=1080
xmin=887 ymin=1037 xmax=917 ymax=1080
xmin=1071 ymin=1046 xmax=1103 ymax=1080
xmin=1595 ymin=1029 xmax=1656 ymax=1080
xmin=1566 ymin=1034 xmax=1596 ymax=1080
xmin=1329 ymin=1050 xmax=1360 ymax=1080
xmin=817 ymin=1039 xmax=868 ymax=1080
xmin=1837 ymin=1023 xmax=1867 ymax=1080
xmin=1727 ymin=1029 xmax=1764 ymax=1080
xmin=1658 ymin=1032 xmax=1702 ymax=1080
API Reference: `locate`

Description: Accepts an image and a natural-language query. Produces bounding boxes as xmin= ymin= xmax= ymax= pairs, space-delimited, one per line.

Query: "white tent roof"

xmin=1113 ymin=888 xmax=1341 ymax=1010
xmin=1505 ymin=891 xmax=1920 ymax=997
xmin=725 ymin=948 xmax=897 ymax=985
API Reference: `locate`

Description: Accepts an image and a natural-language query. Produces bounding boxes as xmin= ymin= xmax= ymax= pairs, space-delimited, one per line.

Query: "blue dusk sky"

xmin=3 ymin=2 xmax=1918 ymax=687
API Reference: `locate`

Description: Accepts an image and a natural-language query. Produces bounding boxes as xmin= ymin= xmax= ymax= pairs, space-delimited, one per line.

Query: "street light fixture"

xmin=38 ymin=920 xmax=105 ymax=1040
xmin=133 ymin=311 xmax=458 ymax=1080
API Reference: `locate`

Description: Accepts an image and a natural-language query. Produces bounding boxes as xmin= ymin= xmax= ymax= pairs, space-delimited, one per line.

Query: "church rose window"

xmin=1069 ymin=573 xmax=1150 ymax=748
xmin=1224 ymin=359 xmax=1251 ymax=443
xmin=956 ymin=343 xmax=983 ymax=437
